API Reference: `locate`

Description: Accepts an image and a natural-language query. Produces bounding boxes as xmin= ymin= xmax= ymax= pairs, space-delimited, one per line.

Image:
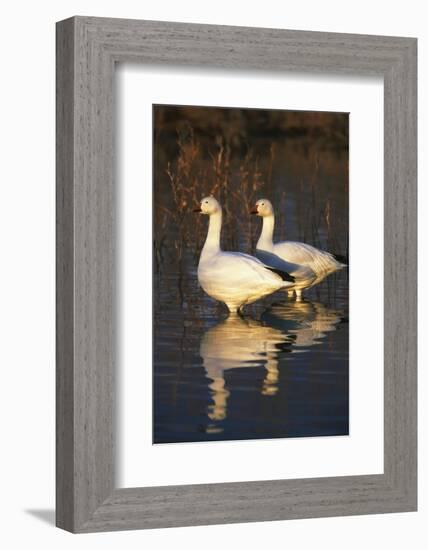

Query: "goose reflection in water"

xmin=200 ymin=316 xmax=290 ymax=423
xmin=261 ymin=301 xmax=344 ymax=350
xmin=199 ymin=301 xmax=344 ymax=426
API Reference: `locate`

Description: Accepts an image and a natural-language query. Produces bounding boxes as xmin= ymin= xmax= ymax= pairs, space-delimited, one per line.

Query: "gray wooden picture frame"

xmin=56 ymin=16 xmax=417 ymax=533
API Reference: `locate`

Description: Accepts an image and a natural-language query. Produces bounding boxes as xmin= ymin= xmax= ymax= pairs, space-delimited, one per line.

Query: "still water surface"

xmin=153 ymin=260 xmax=348 ymax=443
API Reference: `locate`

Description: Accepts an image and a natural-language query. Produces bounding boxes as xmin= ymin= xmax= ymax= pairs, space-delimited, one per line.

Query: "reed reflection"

xmin=199 ymin=301 xmax=344 ymax=425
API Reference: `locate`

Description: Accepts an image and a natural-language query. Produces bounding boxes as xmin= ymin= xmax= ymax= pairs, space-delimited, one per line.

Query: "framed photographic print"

xmin=56 ymin=16 xmax=417 ymax=532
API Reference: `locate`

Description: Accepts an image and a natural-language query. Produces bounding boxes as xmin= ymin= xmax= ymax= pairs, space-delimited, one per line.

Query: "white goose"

xmin=194 ymin=197 xmax=295 ymax=314
xmin=251 ymin=198 xmax=346 ymax=300
xmin=200 ymin=316 xmax=289 ymax=420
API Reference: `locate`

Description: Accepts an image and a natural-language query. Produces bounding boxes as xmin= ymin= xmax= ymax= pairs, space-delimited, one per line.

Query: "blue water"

xmin=153 ymin=264 xmax=348 ymax=443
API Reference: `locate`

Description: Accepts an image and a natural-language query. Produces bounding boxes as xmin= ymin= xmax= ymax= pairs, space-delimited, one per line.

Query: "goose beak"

xmin=250 ymin=206 xmax=258 ymax=215
xmin=193 ymin=206 xmax=202 ymax=213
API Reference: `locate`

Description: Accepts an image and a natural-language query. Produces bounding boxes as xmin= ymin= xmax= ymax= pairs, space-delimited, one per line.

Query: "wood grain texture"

xmin=56 ymin=16 xmax=417 ymax=533
xmin=56 ymin=18 xmax=75 ymax=531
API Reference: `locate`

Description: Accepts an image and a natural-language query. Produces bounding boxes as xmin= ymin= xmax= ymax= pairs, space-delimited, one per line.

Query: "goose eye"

xmin=261 ymin=202 xmax=265 ymax=206
xmin=205 ymin=200 xmax=209 ymax=204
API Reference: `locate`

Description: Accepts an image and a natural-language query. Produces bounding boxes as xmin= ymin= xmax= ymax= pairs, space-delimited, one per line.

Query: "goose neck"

xmin=201 ymin=210 xmax=222 ymax=258
xmin=257 ymin=214 xmax=275 ymax=251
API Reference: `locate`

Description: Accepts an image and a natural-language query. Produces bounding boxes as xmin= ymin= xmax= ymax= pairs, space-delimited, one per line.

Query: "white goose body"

xmin=195 ymin=197 xmax=294 ymax=314
xmin=252 ymin=199 xmax=346 ymax=299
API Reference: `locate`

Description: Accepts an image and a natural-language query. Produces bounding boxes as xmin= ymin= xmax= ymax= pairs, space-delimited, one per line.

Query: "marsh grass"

xmin=153 ymin=107 xmax=348 ymax=314
xmin=154 ymin=125 xmax=269 ymax=265
xmin=156 ymin=132 xmax=346 ymax=258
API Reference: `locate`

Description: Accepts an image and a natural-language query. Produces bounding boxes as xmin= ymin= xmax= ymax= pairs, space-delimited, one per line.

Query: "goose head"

xmin=250 ymin=198 xmax=274 ymax=217
xmin=193 ymin=196 xmax=221 ymax=215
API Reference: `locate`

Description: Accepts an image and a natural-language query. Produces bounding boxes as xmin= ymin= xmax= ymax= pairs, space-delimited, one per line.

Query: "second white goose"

xmin=194 ymin=197 xmax=294 ymax=314
xmin=251 ymin=198 xmax=346 ymax=299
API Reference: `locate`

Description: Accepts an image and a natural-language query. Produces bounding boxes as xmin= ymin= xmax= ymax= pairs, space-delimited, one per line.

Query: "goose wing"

xmin=200 ymin=252 xmax=294 ymax=288
xmin=274 ymin=241 xmax=343 ymax=275
xmin=231 ymin=252 xmax=295 ymax=283
xmin=255 ymin=248 xmax=316 ymax=282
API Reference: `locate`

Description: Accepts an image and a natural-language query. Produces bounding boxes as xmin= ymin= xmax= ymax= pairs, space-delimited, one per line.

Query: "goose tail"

xmin=332 ymin=253 xmax=348 ymax=268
